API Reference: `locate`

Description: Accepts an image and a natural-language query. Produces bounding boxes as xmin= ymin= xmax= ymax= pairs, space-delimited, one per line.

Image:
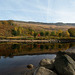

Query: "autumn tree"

xmin=57 ymin=29 xmax=63 ymax=37
xmin=65 ymin=31 xmax=70 ymax=37
xmin=34 ymin=32 xmax=37 ymax=38
xmin=62 ymin=31 xmax=70 ymax=37
xmin=31 ymin=31 xmax=34 ymax=36
xmin=14 ymin=26 xmax=18 ymax=32
xmin=68 ymin=28 xmax=75 ymax=37
xmin=17 ymin=28 xmax=20 ymax=35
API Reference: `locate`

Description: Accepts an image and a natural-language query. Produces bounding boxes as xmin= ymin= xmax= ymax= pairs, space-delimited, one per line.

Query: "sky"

xmin=0 ymin=0 xmax=75 ymax=23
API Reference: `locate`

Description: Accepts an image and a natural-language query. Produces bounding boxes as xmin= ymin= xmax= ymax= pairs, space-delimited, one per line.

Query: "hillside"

xmin=0 ymin=20 xmax=75 ymax=37
xmin=0 ymin=20 xmax=14 ymax=37
xmin=13 ymin=21 xmax=75 ymax=31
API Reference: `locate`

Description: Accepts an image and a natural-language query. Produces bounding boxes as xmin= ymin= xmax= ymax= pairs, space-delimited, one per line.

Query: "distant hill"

xmin=0 ymin=20 xmax=75 ymax=37
xmin=14 ymin=21 xmax=75 ymax=26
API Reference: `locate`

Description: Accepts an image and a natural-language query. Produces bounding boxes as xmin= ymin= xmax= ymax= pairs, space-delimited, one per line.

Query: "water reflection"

xmin=0 ymin=42 xmax=75 ymax=58
xmin=0 ymin=54 xmax=56 ymax=75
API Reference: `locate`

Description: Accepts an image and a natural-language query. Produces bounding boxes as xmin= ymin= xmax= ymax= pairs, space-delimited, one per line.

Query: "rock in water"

xmin=34 ymin=67 xmax=57 ymax=75
xmin=39 ymin=59 xmax=55 ymax=69
xmin=27 ymin=64 xmax=34 ymax=69
xmin=54 ymin=51 xmax=75 ymax=75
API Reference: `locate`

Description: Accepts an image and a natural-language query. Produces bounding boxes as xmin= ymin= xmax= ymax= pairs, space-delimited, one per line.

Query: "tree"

xmin=59 ymin=33 xmax=62 ymax=37
xmin=45 ymin=31 xmax=49 ymax=36
xmin=17 ymin=28 xmax=20 ymax=35
xmin=38 ymin=33 xmax=40 ymax=37
xmin=12 ymin=29 xmax=17 ymax=36
xmin=40 ymin=31 xmax=44 ymax=36
xmin=68 ymin=28 xmax=75 ymax=37
xmin=14 ymin=26 xmax=18 ymax=31
xmin=65 ymin=31 xmax=70 ymax=37
xmin=57 ymin=29 xmax=63 ymax=36
xmin=62 ymin=31 xmax=70 ymax=37
xmin=31 ymin=31 xmax=34 ymax=35
xmin=12 ymin=28 xmax=20 ymax=36
xmin=34 ymin=32 xmax=37 ymax=38
xmin=50 ymin=31 xmax=56 ymax=36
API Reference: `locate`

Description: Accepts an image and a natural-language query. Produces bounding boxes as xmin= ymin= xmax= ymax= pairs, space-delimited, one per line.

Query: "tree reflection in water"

xmin=0 ymin=42 xmax=75 ymax=58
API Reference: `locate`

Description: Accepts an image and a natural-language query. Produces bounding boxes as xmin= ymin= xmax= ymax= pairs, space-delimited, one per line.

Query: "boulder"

xmin=54 ymin=51 xmax=75 ymax=75
xmin=34 ymin=67 xmax=57 ymax=75
xmin=24 ymin=69 xmax=35 ymax=75
xmin=27 ymin=64 xmax=34 ymax=69
xmin=39 ymin=59 xmax=55 ymax=69
xmin=65 ymin=47 xmax=75 ymax=61
xmin=65 ymin=47 xmax=75 ymax=53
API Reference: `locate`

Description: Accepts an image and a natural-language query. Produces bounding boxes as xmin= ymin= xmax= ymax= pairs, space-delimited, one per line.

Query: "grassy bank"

xmin=0 ymin=36 xmax=75 ymax=40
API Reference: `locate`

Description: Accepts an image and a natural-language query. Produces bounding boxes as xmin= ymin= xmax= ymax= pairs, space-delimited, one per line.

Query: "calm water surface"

xmin=0 ymin=42 xmax=75 ymax=75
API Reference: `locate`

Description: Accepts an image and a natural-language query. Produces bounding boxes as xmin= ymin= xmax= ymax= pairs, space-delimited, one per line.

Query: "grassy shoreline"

xmin=0 ymin=36 xmax=75 ymax=40
xmin=0 ymin=39 xmax=75 ymax=43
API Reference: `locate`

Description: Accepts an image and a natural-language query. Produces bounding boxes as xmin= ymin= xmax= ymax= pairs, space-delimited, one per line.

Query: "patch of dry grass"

xmin=13 ymin=21 xmax=75 ymax=31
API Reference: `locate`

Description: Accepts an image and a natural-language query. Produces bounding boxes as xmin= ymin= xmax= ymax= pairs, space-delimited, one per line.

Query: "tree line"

xmin=12 ymin=26 xmax=75 ymax=38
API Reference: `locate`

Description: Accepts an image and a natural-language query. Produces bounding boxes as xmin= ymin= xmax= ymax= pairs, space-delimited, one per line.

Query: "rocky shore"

xmin=26 ymin=47 xmax=75 ymax=75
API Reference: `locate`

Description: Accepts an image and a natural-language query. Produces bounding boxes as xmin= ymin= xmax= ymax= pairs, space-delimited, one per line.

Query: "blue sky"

xmin=0 ymin=0 xmax=75 ymax=23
